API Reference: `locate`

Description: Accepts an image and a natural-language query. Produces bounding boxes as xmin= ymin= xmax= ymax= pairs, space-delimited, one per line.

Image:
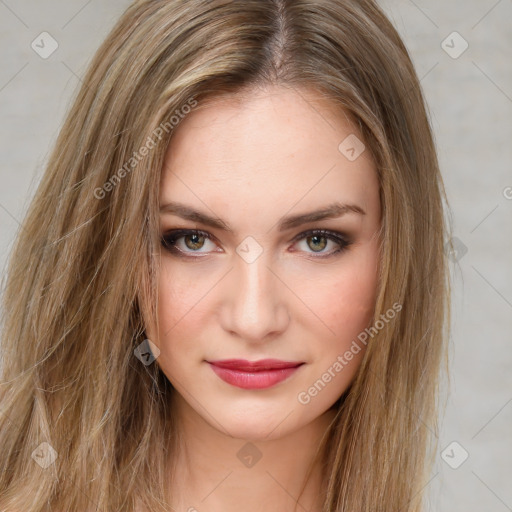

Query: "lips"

xmin=207 ymin=359 xmax=304 ymax=390
xmin=208 ymin=359 xmax=303 ymax=371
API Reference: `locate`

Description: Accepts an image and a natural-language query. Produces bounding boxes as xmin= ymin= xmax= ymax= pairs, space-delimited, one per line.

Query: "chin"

xmin=211 ymin=402 xmax=303 ymax=442
xmin=224 ymin=421 xmax=288 ymax=442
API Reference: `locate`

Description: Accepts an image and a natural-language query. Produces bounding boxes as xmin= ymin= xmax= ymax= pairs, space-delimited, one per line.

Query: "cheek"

xmin=330 ymin=268 xmax=376 ymax=332
xmin=152 ymin=268 xmax=207 ymax=380
xmin=295 ymin=248 xmax=379 ymax=341
xmin=155 ymin=263 xmax=209 ymax=336
xmin=149 ymin=266 xmax=191 ymax=362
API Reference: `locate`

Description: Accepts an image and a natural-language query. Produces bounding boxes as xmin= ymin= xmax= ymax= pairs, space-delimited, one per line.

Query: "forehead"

xmin=160 ymin=85 xmax=378 ymax=228
xmin=165 ymin=85 xmax=363 ymax=165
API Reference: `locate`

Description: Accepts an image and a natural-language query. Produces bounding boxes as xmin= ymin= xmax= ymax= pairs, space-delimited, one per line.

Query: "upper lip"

xmin=207 ymin=359 xmax=304 ymax=371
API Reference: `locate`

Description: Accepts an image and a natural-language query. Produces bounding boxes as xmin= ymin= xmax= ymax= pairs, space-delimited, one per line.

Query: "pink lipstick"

xmin=207 ymin=358 xmax=304 ymax=390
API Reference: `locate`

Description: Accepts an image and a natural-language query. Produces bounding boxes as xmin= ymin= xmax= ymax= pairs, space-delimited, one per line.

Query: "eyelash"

xmin=160 ymin=229 xmax=352 ymax=259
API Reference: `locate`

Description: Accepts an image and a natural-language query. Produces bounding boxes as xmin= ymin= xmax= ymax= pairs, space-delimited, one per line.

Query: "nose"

xmin=219 ymin=251 xmax=290 ymax=343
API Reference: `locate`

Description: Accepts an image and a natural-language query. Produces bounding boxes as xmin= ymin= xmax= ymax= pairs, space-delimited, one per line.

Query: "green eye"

xmin=161 ymin=229 xmax=352 ymax=258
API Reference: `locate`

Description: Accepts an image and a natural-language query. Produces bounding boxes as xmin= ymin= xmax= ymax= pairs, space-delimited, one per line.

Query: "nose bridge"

xmin=221 ymin=247 xmax=288 ymax=341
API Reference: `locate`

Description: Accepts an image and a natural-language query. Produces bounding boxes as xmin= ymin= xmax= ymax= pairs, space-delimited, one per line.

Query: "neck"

xmin=168 ymin=391 xmax=337 ymax=512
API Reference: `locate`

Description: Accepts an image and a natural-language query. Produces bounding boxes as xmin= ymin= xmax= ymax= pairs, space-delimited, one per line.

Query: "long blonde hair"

xmin=0 ymin=0 xmax=451 ymax=510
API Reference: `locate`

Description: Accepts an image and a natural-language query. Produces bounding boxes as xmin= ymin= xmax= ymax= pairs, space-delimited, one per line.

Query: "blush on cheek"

xmin=314 ymin=266 xmax=378 ymax=340
xmin=157 ymin=272 xmax=200 ymax=332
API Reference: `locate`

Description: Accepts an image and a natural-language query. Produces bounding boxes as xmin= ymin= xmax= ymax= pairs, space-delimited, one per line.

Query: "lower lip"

xmin=208 ymin=363 xmax=302 ymax=390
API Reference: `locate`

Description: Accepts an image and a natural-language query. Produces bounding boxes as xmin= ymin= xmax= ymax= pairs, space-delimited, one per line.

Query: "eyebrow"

xmin=160 ymin=200 xmax=365 ymax=233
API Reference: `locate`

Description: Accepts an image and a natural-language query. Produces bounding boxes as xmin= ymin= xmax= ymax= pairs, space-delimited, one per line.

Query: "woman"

xmin=0 ymin=0 xmax=451 ymax=511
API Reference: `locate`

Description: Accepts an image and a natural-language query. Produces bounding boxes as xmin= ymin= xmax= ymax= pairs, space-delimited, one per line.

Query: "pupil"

xmin=186 ymin=234 xmax=204 ymax=250
xmin=309 ymin=235 xmax=326 ymax=252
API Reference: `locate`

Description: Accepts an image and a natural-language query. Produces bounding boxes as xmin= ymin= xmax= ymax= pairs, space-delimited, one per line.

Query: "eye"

xmin=290 ymin=229 xmax=352 ymax=258
xmin=160 ymin=228 xmax=352 ymax=258
xmin=161 ymin=229 xmax=219 ymax=256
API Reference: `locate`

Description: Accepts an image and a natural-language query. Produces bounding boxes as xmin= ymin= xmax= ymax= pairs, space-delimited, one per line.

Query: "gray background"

xmin=0 ymin=1 xmax=511 ymax=510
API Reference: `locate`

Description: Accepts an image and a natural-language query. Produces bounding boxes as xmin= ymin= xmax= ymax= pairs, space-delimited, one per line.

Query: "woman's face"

xmin=152 ymin=85 xmax=381 ymax=440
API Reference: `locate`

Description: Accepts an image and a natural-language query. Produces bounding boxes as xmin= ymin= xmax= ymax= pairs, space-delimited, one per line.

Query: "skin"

xmin=150 ymin=84 xmax=381 ymax=512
